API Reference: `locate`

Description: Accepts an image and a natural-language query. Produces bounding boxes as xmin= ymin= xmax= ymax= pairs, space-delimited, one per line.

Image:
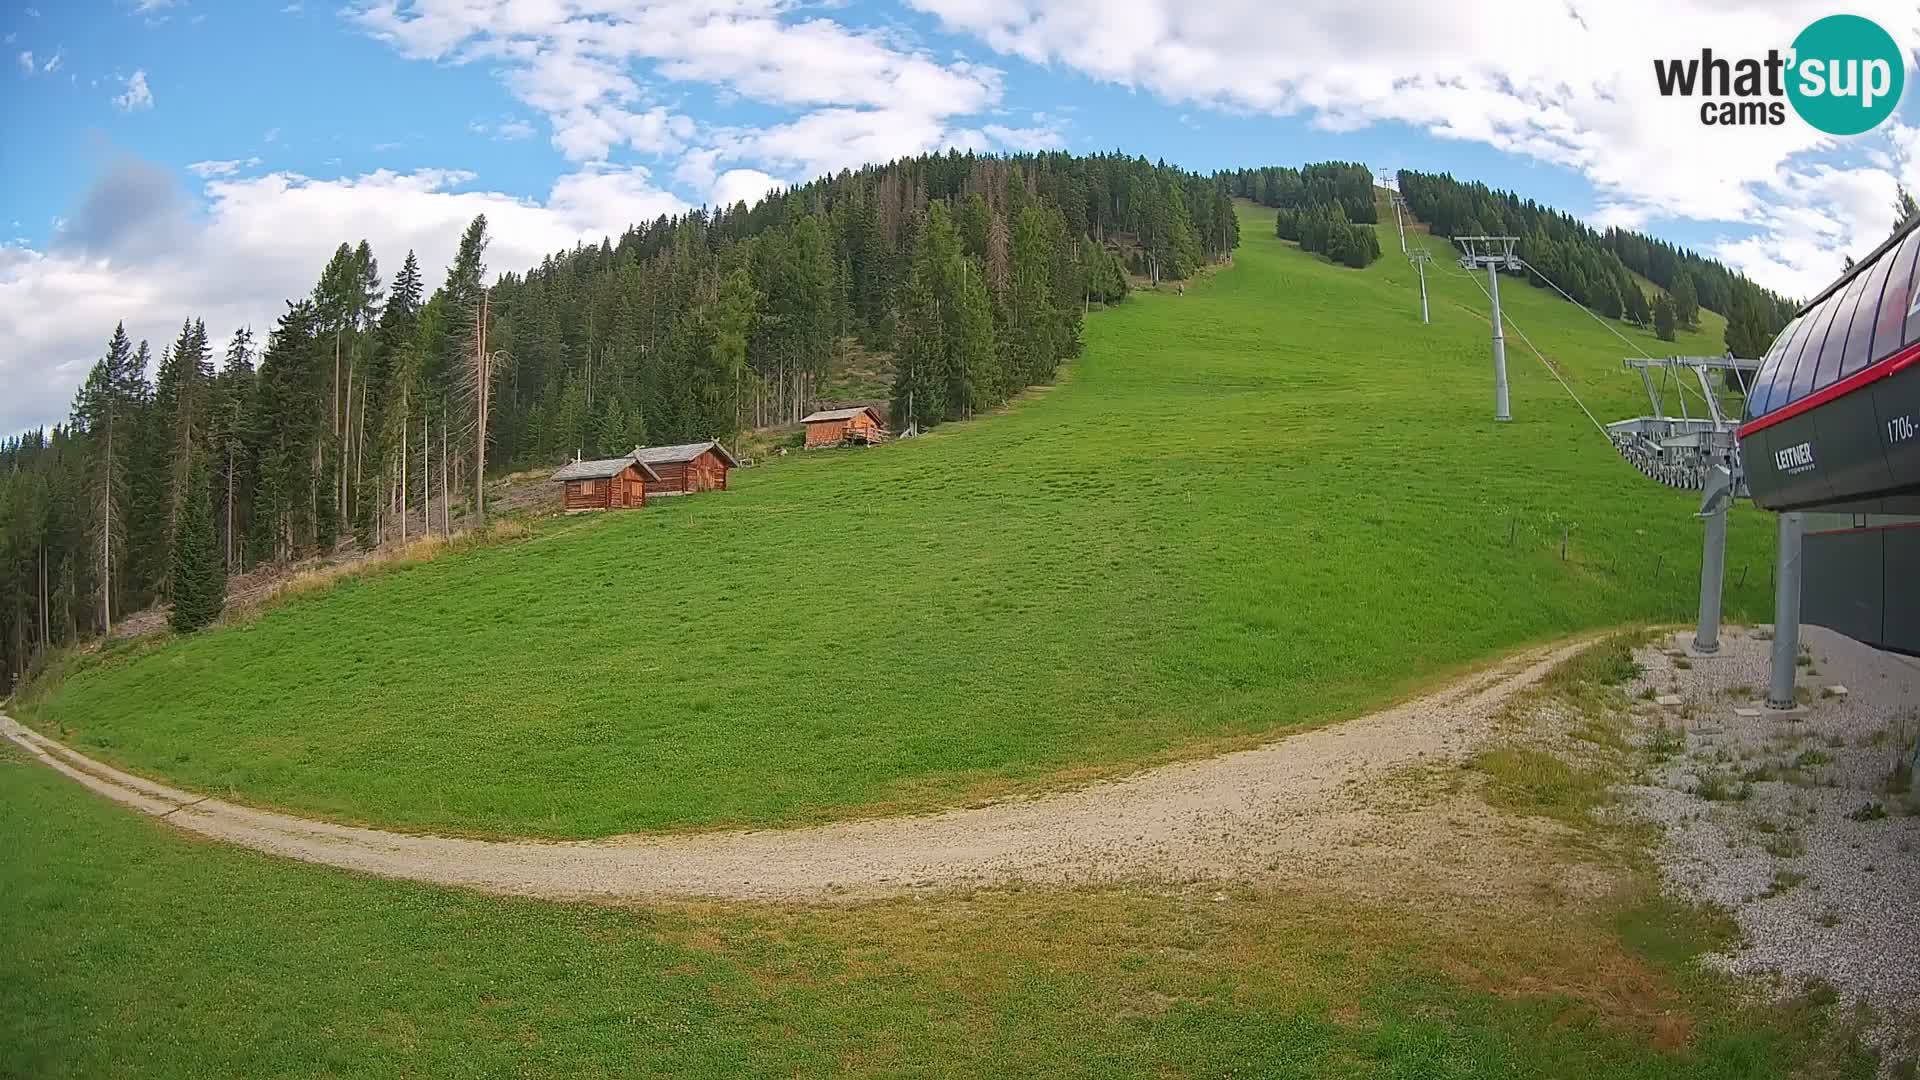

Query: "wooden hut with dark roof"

xmin=550 ymin=450 xmax=659 ymax=512
xmin=800 ymin=406 xmax=888 ymax=448
xmin=634 ymin=440 xmax=738 ymax=496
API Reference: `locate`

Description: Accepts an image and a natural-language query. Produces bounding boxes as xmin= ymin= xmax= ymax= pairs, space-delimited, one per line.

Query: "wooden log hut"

xmin=800 ymin=406 xmax=888 ymax=448
xmin=634 ymin=441 xmax=738 ymax=497
xmin=550 ymin=451 xmax=658 ymax=512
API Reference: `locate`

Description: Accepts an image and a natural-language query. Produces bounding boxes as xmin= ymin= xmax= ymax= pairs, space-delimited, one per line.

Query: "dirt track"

xmin=0 ymin=639 xmax=1589 ymax=901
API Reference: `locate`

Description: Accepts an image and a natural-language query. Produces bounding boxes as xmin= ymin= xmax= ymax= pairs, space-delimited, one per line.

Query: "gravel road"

xmin=1 ymin=638 xmax=1589 ymax=902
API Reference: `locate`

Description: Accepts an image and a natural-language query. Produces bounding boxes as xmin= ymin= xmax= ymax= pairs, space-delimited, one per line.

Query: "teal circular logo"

xmin=1787 ymin=15 xmax=1904 ymax=135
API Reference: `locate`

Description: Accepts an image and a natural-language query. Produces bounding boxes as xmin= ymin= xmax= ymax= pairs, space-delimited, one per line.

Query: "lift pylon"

xmin=1408 ymin=249 xmax=1432 ymax=324
xmin=1454 ymin=236 xmax=1522 ymax=421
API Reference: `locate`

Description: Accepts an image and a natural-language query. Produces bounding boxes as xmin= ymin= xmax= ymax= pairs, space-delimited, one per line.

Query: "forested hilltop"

xmin=1395 ymin=170 xmax=1798 ymax=353
xmin=0 ymin=150 xmax=1250 ymax=686
xmin=1218 ymin=163 xmax=1386 ymax=269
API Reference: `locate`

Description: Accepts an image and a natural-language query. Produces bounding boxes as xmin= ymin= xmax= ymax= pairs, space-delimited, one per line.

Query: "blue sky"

xmin=5 ymin=0 xmax=1920 ymax=435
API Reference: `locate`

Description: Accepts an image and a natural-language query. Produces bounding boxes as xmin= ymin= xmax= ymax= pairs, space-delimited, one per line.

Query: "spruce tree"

xmin=168 ymin=452 xmax=224 ymax=633
xmin=1653 ymin=294 xmax=1677 ymax=342
xmin=1009 ymin=206 xmax=1057 ymax=386
xmin=1671 ymin=274 xmax=1699 ymax=329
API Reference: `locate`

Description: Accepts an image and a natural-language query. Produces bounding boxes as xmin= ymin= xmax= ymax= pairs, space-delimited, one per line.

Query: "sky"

xmin=5 ymin=0 xmax=1920 ymax=436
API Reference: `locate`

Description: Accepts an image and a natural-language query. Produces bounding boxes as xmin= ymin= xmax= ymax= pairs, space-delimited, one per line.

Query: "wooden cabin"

xmin=635 ymin=441 xmax=738 ymax=497
xmin=801 ymin=406 xmax=888 ymax=448
xmin=550 ymin=451 xmax=658 ymax=512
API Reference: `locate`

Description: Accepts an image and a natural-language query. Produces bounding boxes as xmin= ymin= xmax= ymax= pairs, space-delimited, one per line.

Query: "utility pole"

xmin=1455 ymin=236 xmax=1522 ymax=422
xmin=1409 ymin=249 xmax=1432 ymax=325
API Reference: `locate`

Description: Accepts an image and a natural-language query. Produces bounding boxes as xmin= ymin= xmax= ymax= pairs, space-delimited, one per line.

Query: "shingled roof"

xmin=800 ymin=406 xmax=882 ymax=424
xmin=550 ymin=451 xmax=660 ymax=483
xmin=635 ymin=440 xmax=739 ymax=468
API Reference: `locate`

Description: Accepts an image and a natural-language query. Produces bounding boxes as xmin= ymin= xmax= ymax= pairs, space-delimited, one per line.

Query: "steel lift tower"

xmin=1377 ymin=168 xmax=1408 ymax=254
xmin=1455 ymin=236 xmax=1522 ymax=421
xmin=1408 ymin=249 xmax=1432 ymax=324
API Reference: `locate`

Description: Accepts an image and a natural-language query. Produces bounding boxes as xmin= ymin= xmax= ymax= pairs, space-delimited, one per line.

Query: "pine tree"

xmin=251 ymin=302 xmax=324 ymax=562
xmin=1008 ymin=205 xmax=1057 ymax=386
xmin=1653 ymin=294 xmax=1677 ymax=342
xmin=1625 ymin=285 xmax=1651 ymax=327
xmin=70 ymin=324 xmax=144 ymax=632
xmin=151 ymin=318 xmax=213 ymax=591
xmin=1895 ymin=183 xmax=1919 ymax=235
xmin=211 ymin=327 xmax=255 ymax=572
xmin=1724 ymin=279 xmax=1781 ymax=358
xmin=168 ymin=452 xmax=224 ymax=633
xmin=894 ymin=203 xmax=960 ymax=428
xmin=1671 ymin=274 xmax=1699 ymax=329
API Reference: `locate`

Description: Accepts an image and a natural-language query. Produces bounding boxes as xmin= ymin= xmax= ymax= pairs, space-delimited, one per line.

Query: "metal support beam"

xmin=1693 ymin=365 xmax=1727 ymax=426
xmin=1767 ymin=512 xmax=1804 ymax=709
xmin=1693 ymin=466 xmax=1731 ymax=654
xmin=1637 ymin=366 xmax=1662 ymax=416
xmin=1455 ymin=236 xmax=1521 ymax=423
xmin=1410 ymin=249 xmax=1432 ymax=325
xmin=1488 ymin=263 xmax=1510 ymax=422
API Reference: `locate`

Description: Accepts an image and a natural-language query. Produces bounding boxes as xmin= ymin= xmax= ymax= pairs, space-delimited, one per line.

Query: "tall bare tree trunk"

xmin=473 ymin=290 xmax=490 ymax=522
xmin=399 ymin=402 xmax=409 ymax=544
xmin=355 ymin=380 xmax=366 ymax=504
xmin=341 ymin=356 xmax=353 ymax=534
xmin=225 ymin=444 xmax=235 ymax=572
xmin=440 ymin=413 xmax=450 ymax=538
xmin=100 ymin=421 xmax=113 ymax=635
xmin=39 ymin=544 xmax=49 ymax=655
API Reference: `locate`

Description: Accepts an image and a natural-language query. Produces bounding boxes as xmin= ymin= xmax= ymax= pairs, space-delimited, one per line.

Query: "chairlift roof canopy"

xmin=1738 ymin=217 xmax=1920 ymax=513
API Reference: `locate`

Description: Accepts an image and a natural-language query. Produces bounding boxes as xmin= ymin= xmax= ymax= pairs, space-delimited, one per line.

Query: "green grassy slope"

xmin=22 ymin=204 xmax=1772 ymax=837
xmin=0 ymin=739 xmax=1870 ymax=1079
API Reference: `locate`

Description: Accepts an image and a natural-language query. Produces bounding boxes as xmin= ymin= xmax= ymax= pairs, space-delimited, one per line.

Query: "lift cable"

xmin=1517 ymin=257 xmax=1716 ymax=417
xmin=1448 ymin=261 xmax=1611 ymax=440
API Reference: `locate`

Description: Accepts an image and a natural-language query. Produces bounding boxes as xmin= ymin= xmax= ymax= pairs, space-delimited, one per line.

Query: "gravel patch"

xmin=1621 ymin=625 xmax=1920 ymax=1064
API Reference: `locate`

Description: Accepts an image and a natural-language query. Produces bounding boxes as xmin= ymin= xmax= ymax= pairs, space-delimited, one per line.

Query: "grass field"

xmin=0 ymin=730 xmax=1875 ymax=1079
xmin=18 ymin=203 xmax=1774 ymax=838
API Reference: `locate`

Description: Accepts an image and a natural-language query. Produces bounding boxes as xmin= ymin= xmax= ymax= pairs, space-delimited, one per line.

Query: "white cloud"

xmin=982 ymin=122 xmax=1063 ymax=152
xmin=1711 ymin=129 xmax=1920 ymax=298
xmin=41 ymin=48 xmax=59 ymax=74
xmin=497 ymin=117 xmax=535 ymax=140
xmin=709 ymin=168 xmax=782 ymax=210
xmin=347 ymin=0 xmax=1007 ymax=170
xmin=186 ymin=157 xmax=263 ymax=178
xmin=16 ymin=50 xmax=32 ymax=75
xmin=112 ymin=69 xmax=153 ymax=111
xmin=910 ymin=0 xmax=1920 ymax=296
xmin=0 ymin=164 xmax=692 ymax=435
xmin=705 ymin=107 xmax=955 ymax=180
